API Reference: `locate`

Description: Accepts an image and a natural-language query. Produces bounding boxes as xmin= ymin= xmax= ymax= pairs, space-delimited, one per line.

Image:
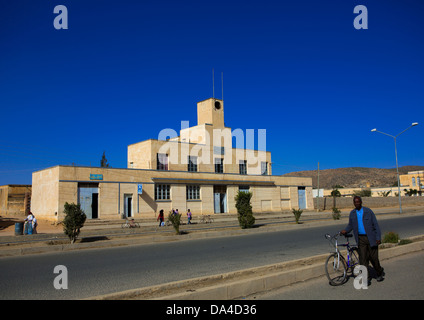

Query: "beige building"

xmin=400 ymin=171 xmax=424 ymax=192
xmin=0 ymin=185 xmax=31 ymax=216
xmin=31 ymin=98 xmax=313 ymax=221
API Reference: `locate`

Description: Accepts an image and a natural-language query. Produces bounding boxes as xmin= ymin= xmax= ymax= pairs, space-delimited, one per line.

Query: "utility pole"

xmin=317 ymin=162 xmax=320 ymax=212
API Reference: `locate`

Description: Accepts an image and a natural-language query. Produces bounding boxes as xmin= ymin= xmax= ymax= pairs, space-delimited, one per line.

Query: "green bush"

xmin=63 ymin=202 xmax=87 ymax=243
xmin=292 ymin=208 xmax=303 ymax=224
xmin=168 ymin=211 xmax=182 ymax=234
xmin=382 ymin=231 xmax=399 ymax=244
xmin=332 ymin=207 xmax=341 ymax=220
xmin=235 ymin=191 xmax=255 ymax=229
xmin=399 ymin=239 xmax=412 ymax=245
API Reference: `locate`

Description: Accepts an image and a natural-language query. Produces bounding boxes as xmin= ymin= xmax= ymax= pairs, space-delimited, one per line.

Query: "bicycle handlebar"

xmin=325 ymin=232 xmax=353 ymax=240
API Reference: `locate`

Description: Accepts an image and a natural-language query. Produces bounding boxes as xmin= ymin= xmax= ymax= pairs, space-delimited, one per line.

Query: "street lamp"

xmin=371 ymin=122 xmax=419 ymax=213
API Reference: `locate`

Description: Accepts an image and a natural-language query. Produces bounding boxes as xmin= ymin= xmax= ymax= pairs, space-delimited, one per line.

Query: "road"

xmin=247 ymin=250 xmax=424 ymax=300
xmin=0 ymin=214 xmax=423 ymax=299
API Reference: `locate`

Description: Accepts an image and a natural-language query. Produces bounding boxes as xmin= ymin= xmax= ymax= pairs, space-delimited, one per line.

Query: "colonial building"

xmin=31 ymin=98 xmax=313 ymax=221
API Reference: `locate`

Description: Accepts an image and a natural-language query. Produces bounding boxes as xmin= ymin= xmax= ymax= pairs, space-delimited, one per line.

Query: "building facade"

xmin=400 ymin=171 xmax=424 ymax=193
xmin=31 ymin=98 xmax=313 ymax=221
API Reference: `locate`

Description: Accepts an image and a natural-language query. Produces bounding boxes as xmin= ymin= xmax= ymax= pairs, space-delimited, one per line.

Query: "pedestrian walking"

xmin=157 ymin=209 xmax=164 ymax=227
xmin=341 ymin=196 xmax=385 ymax=284
xmin=187 ymin=209 xmax=192 ymax=224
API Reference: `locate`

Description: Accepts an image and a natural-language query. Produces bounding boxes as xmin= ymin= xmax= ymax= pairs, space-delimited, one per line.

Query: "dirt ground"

xmin=0 ymin=216 xmax=63 ymax=236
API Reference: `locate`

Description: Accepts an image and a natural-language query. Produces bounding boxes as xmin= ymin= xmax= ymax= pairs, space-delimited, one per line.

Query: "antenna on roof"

xmin=212 ymin=68 xmax=215 ymax=99
xmin=221 ymin=72 xmax=224 ymax=103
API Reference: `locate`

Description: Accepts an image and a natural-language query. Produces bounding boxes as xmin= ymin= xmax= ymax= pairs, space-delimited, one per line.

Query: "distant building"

xmin=400 ymin=171 xmax=424 ymax=193
xmin=31 ymin=98 xmax=313 ymax=221
xmin=0 ymin=185 xmax=31 ymax=216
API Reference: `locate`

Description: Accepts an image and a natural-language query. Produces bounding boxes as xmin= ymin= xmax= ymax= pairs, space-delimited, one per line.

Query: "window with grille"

xmin=186 ymin=185 xmax=200 ymax=200
xmin=157 ymin=153 xmax=168 ymax=171
xmin=215 ymin=158 xmax=223 ymax=173
xmin=239 ymin=160 xmax=247 ymax=175
xmin=155 ymin=184 xmax=170 ymax=200
xmin=188 ymin=156 xmax=198 ymax=172
xmin=239 ymin=186 xmax=250 ymax=193
xmin=261 ymin=162 xmax=268 ymax=175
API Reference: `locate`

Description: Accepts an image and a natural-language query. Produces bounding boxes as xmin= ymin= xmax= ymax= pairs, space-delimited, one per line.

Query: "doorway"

xmin=298 ymin=187 xmax=306 ymax=210
xmin=124 ymin=194 xmax=133 ymax=218
xmin=78 ymin=183 xmax=99 ymax=219
xmin=92 ymin=193 xmax=98 ymax=219
xmin=213 ymin=185 xmax=227 ymax=213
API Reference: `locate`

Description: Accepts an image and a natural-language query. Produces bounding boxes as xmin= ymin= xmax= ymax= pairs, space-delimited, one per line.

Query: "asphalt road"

xmin=247 ymin=250 xmax=424 ymax=300
xmin=0 ymin=214 xmax=423 ymax=300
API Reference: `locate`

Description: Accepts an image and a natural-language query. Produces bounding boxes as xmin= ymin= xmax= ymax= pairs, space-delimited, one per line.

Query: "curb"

xmin=0 ymin=215 xmax=347 ymax=258
xmin=88 ymin=235 xmax=424 ymax=300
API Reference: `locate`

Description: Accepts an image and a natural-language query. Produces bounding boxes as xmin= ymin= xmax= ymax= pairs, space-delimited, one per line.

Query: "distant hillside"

xmin=282 ymin=166 xmax=424 ymax=189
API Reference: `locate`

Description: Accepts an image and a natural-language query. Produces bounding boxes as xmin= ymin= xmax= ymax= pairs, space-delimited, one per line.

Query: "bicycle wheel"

xmin=325 ymin=253 xmax=348 ymax=286
xmin=348 ymin=247 xmax=359 ymax=271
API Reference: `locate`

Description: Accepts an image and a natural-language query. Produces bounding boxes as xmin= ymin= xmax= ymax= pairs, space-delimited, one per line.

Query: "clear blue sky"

xmin=1 ymin=0 xmax=423 ymax=185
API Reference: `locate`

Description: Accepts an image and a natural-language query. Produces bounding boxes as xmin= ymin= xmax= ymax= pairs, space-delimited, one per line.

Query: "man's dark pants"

xmin=358 ymin=235 xmax=383 ymax=278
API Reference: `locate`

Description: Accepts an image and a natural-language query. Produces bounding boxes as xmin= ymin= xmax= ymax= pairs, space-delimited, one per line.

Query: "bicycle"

xmin=324 ymin=232 xmax=359 ymax=286
xmin=200 ymin=215 xmax=214 ymax=224
xmin=121 ymin=219 xmax=140 ymax=228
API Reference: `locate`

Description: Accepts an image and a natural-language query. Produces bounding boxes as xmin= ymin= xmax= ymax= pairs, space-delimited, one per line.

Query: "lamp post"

xmin=371 ymin=122 xmax=418 ymax=213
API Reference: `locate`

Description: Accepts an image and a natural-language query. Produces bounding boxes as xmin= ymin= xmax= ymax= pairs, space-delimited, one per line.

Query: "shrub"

xmin=382 ymin=231 xmax=399 ymax=244
xmin=292 ymin=208 xmax=303 ymax=224
xmin=235 ymin=191 xmax=255 ymax=229
xmin=353 ymin=189 xmax=372 ymax=197
xmin=398 ymin=239 xmax=412 ymax=245
xmin=168 ymin=211 xmax=182 ymax=234
xmin=332 ymin=207 xmax=341 ymax=220
xmin=63 ymin=202 xmax=87 ymax=244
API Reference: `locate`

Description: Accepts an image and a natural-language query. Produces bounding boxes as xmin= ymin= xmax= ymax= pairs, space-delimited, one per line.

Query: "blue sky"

xmin=0 ymin=0 xmax=423 ymax=185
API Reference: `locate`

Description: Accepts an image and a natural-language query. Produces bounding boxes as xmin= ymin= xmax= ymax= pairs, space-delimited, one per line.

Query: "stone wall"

xmin=314 ymin=195 xmax=424 ymax=210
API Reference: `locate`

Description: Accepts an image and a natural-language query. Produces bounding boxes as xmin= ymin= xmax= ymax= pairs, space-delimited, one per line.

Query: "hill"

xmin=282 ymin=166 xmax=424 ymax=189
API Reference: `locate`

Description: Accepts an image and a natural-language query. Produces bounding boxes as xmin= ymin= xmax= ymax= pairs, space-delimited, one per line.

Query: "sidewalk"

xmin=1 ymin=206 xmax=422 ymax=257
xmin=1 ymin=205 xmax=423 ymax=300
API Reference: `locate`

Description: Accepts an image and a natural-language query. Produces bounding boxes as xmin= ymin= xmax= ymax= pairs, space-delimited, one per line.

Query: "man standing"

xmin=341 ymin=196 xmax=385 ymax=283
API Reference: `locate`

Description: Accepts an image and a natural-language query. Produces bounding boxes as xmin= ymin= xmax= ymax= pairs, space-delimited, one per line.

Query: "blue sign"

xmin=138 ymin=184 xmax=143 ymax=195
xmin=90 ymin=174 xmax=103 ymax=180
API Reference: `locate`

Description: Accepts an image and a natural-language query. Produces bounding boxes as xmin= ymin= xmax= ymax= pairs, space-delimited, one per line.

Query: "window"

xmin=412 ymin=177 xmax=416 ymax=187
xmin=155 ymin=184 xmax=170 ymax=200
xmin=239 ymin=160 xmax=247 ymax=175
xmin=188 ymin=156 xmax=198 ymax=172
xmin=239 ymin=186 xmax=250 ymax=193
xmin=186 ymin=185 xmax=200 ymax=200
xmin=215 ymin=158 xmax=223 ymax=173
xmin=261 ymin=162 xmax=268 ymax=175
xmin=214 ymin=146 xmax=225 ymax=155
xmin=157 ymin=153 xmax=168 ymax=171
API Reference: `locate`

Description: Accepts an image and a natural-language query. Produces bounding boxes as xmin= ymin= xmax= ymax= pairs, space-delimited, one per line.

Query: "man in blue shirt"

xmin=341 ymin=196 xmax=385 ymax=283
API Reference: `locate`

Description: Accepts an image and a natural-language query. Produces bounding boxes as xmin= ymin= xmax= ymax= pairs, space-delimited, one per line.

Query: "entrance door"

xmin=298 ymin=187 xmax=306 ymax=210
xmin=124 ymin=194 xmax=133 ymax=218
xmin=78 ymin=184 xmax=99 ymax=219
xmin=213 ymin=185 xmax=227 ymax=213
xmin=92 ymin=193 xmax=99 ymax=219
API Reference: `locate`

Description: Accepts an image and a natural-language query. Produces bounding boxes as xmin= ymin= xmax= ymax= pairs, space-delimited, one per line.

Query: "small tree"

xmin=168 ymin=211 xmax=182 ymax=234
xmin=100 ymin=151 xmax=110 ymax=168
xmin=235 ymin=191 xmax=255 ymax=229
xmin=292 ymin=208 xmax=303 ymax=224
xmin=63 ymin=202 xmax=87 ymax=243
xmin=332 ymin=207 xmax=341 ymax=220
